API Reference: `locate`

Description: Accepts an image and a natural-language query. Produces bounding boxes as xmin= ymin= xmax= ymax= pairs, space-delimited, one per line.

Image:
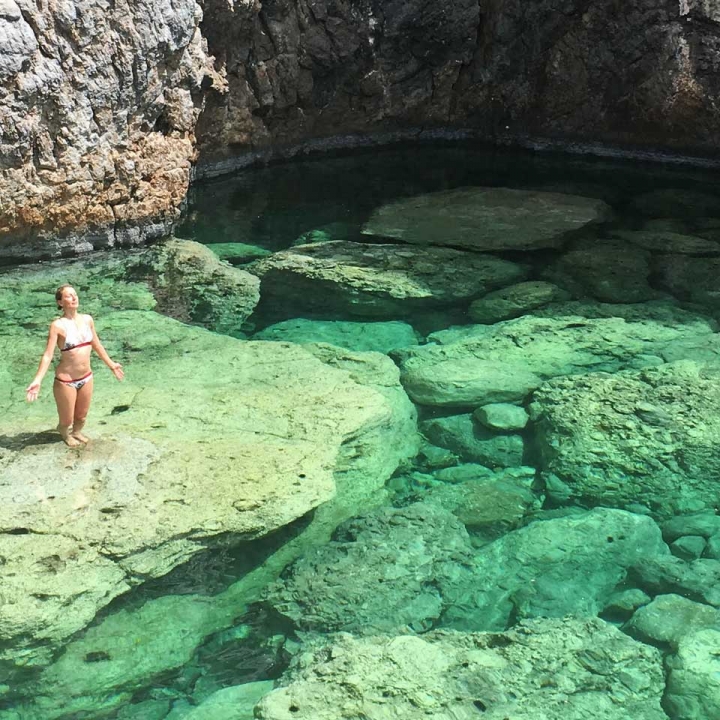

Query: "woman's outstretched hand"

xmin=26 ymin=381 xmax=41 ymax=402
xmin=111 ymin=363 xmax=125 ymax=381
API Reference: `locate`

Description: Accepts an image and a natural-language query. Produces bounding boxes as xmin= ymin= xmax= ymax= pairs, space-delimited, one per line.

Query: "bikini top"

xmin=60 ymin=317 xmax=93 ymax=352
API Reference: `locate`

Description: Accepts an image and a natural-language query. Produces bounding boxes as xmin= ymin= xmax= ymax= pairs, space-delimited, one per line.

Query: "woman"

xmin=26 ymin=285 xmax=125 ymax=447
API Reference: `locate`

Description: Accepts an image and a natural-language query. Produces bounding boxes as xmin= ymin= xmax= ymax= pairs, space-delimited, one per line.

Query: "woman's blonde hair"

xmin=55 ymin=284 xmax=74 ymax=308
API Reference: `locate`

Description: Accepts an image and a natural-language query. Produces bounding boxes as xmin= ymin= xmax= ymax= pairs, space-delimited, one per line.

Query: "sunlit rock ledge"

xmin=0 ymin=248 xmax=419 ymax=673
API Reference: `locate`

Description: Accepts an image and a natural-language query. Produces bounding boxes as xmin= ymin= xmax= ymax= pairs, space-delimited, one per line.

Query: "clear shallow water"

xmin=3 ymin=145 xmax=720 ymax=719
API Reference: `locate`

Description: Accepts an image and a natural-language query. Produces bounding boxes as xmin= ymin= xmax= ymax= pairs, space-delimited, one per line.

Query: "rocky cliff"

xmin=2 ymin=0 xmax=720 ymax=251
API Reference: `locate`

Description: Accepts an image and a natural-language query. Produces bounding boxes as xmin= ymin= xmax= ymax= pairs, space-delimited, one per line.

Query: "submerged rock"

xmin=655 ymin=254 xmax=720 ymax=311
xmin=396 ymin=312 xmax=715 ymax=407
xmin=255 ymin=618 xmax=666 ymax=720
xmin=468 ymin=280 xmax=570 ymax=323
xmin=267 ymin=503 xmax=665 ymax=635
xmin=247 ymin=241 xmax=527 ymax=317
xmin=626 ymin=594 xmax=720 ymax=649
xmin=543 ymin=238 xmax=659 ymax=303
xmin=629 ymin=189 xmax=720 ymax=219
xmin=362 ymin=187 xmax=611 ymax=251
xmin=253 ymin=318 xmax=419 ymax=353
xmin=421 ymin=414 xmax=524 ymax=468
xmin=207 ymin=242 xmax=272 ymax=264
xmin=665 ymin=629 xmax=720 ymax=720
xmin=531 ymin=361 xmax=720 ymax=517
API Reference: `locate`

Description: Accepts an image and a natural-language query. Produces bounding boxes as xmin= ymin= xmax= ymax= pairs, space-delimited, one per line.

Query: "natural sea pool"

xmin=2 ymin=145 xmax=720 ymax=719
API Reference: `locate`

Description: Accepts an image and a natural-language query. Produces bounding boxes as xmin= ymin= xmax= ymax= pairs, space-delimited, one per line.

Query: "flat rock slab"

xmin=256 ymin=618 xmax=666 ymax=720
xmin=396 ymin=312 xmax=716 ymax=406
xmin=362 ymin=186 xmax=611 ymax=251
xmin=248 ymin=241 xmax=527 ymax=317
xmin=530 ymin=361 xmax=720 ymax=518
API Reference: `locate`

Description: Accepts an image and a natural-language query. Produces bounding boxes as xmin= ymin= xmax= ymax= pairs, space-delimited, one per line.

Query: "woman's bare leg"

xmin=53 ymin=380 xmax=81 ymax=447
xmin=71 ymin=378 xmax=93 ymax=443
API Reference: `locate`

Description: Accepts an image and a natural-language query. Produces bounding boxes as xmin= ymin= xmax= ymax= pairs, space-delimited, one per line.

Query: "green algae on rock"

xmin=255 ymin=618 xmax=666 ymax=720
xmin=247 ymin=240 xmax=528 ymax=318
xmin=206 ymin=242 xmax=272 ymax=264
xmin=530 ymin=361 xmax=720 ymax=517
xmin=361 ymin=187 xmax=611 ymax=251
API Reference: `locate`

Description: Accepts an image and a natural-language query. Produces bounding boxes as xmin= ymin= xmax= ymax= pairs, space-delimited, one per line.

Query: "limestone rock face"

xmin=255 ymin=618 xmax=667 ymax=720
xmin=396 ymin=312 xmax=715 ymax=406
xmin=361 ymin=187 xmax=611 ymax=251
xmin=248 ymin=241 xmax=527 ymax=318
xmin=0 ymin=0 xmax=224 ymax=257
xmin=531 ymin=361 xmax=720 ymax=517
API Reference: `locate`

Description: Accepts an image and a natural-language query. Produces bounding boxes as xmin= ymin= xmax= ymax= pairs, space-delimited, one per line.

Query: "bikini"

xmin=54 ymin=319 xmax=94 ymax=390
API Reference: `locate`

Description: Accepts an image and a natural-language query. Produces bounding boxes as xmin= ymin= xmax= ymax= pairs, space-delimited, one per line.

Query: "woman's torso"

xmin=55 ymin=315 xmax=93 ymax=381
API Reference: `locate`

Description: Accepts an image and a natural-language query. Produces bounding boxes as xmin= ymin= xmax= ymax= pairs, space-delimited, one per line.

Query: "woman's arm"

xmin=89 ymin=316 xmax=124 ymax=381
xmin=26 ymin=323 xmax=60 ymax=401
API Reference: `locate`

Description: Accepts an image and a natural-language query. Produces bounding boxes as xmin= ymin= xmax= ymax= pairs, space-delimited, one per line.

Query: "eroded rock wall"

xmin=0 ymin=0 xmax=223 ymax=254
xmin=197 ymin=0 xmax=720 ymax=167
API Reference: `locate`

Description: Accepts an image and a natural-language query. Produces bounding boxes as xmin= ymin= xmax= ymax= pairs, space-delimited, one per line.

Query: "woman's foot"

xmin=58 ymin=424 xmax=82 ymax=448
xmin=71 ymin=420 xmax=89 ymax=444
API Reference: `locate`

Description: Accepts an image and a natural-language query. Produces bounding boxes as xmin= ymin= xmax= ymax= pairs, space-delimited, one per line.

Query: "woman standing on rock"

xmin=25 ymin=285 xmax=124 ymax=447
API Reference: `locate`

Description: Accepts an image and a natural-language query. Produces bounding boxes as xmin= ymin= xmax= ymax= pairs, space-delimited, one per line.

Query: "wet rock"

xmin=468 ymin=280 xmax=570 ymax=323
xmin=421 ymin=414 xmax=524 ymax=468
xmin=474 ymin=402 xmax=529 ymax=431
xmin=665 ymin=629 xmax=720 ymax=720
xmin=434 ymin=463 xmax=494 ymax=483
xmin=184 ymin=682 xmax=274 ymax=720
xmin=397 ymin=312 xmax=714 ymax=407
xmin=452 ymin=507 xmax=668 ymax=631
xmin=126 ymin=238 xmax=260 ymax=335
xmin=362 ymin=187 xmax=611 ymax=251
xmin=626 ymin=594 xmax=720 ymax=649
xmin=662 ymin=513 xmax=720 ymax=542
xmin=706 ymin=533 xmax=720 ymax=560
xmin=424 ymin=467 xmax=540 ymax=537
xmin=610 ymin=229 xmax=720 ymax=255
xmin=603 ymin=588 xmax=651 ymax=619
xmin=247 ymin=241 xmax=528 ymax=318
xmin=117 ymin=700 xmax=171 ymax=720
xmin=255 ymin=618 xmax=666 ymax=720
xmin=655 ymin=254 xmax=720 ymax=311
xmin=631 ymin=556 xmax=720 ymax=607
xmin=671 ymin=536 xmax=707 ymax=561
xmin=253 ymin=318 xmax=419 ymax=354
xmin=265 ymin=502 xmax=477 ymax=634
xmin=531 ymin=361 xmax=720 ymax=518
xmin=543 ymin=238 xmax=659 ymax=303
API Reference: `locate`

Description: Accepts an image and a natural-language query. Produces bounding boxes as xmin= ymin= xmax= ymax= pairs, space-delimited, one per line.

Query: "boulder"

xmin=361 ymin=187 xmax=611 ymax=251
xmin=247 ymin=241 xmax=527 ymax=318
xmin=396 ymin=312 xmax=715 ymax=407
xmin=468 ymin=280 xmax=570 ymax=323
xmin=543 ymin=238 xmax=659 ymax=303
xmin=626 ymin=594 xmax=720 ymax=649
xmin=207 ymin=242 xmax=272 ymax=264
xmin=655 ymin=254 xmax=720 ymax=311
xmin=256 ymin=618 xmax=666 ymax=720
xmin=530 ymin=361 xmax=720 ymax=517
xmin=253 ymin=318 xmax=419 ymax=353
xmin=421 ymin=414 xmax=524 ymax=468
xmin=474 ymin=403 xmax=529 ymax=430
xmin=665 ymin=629 xmax=720 ymax=720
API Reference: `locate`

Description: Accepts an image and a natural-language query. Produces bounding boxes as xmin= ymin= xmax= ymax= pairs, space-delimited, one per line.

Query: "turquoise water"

xmin=2 ymin=145 xmax=720 ymax=719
